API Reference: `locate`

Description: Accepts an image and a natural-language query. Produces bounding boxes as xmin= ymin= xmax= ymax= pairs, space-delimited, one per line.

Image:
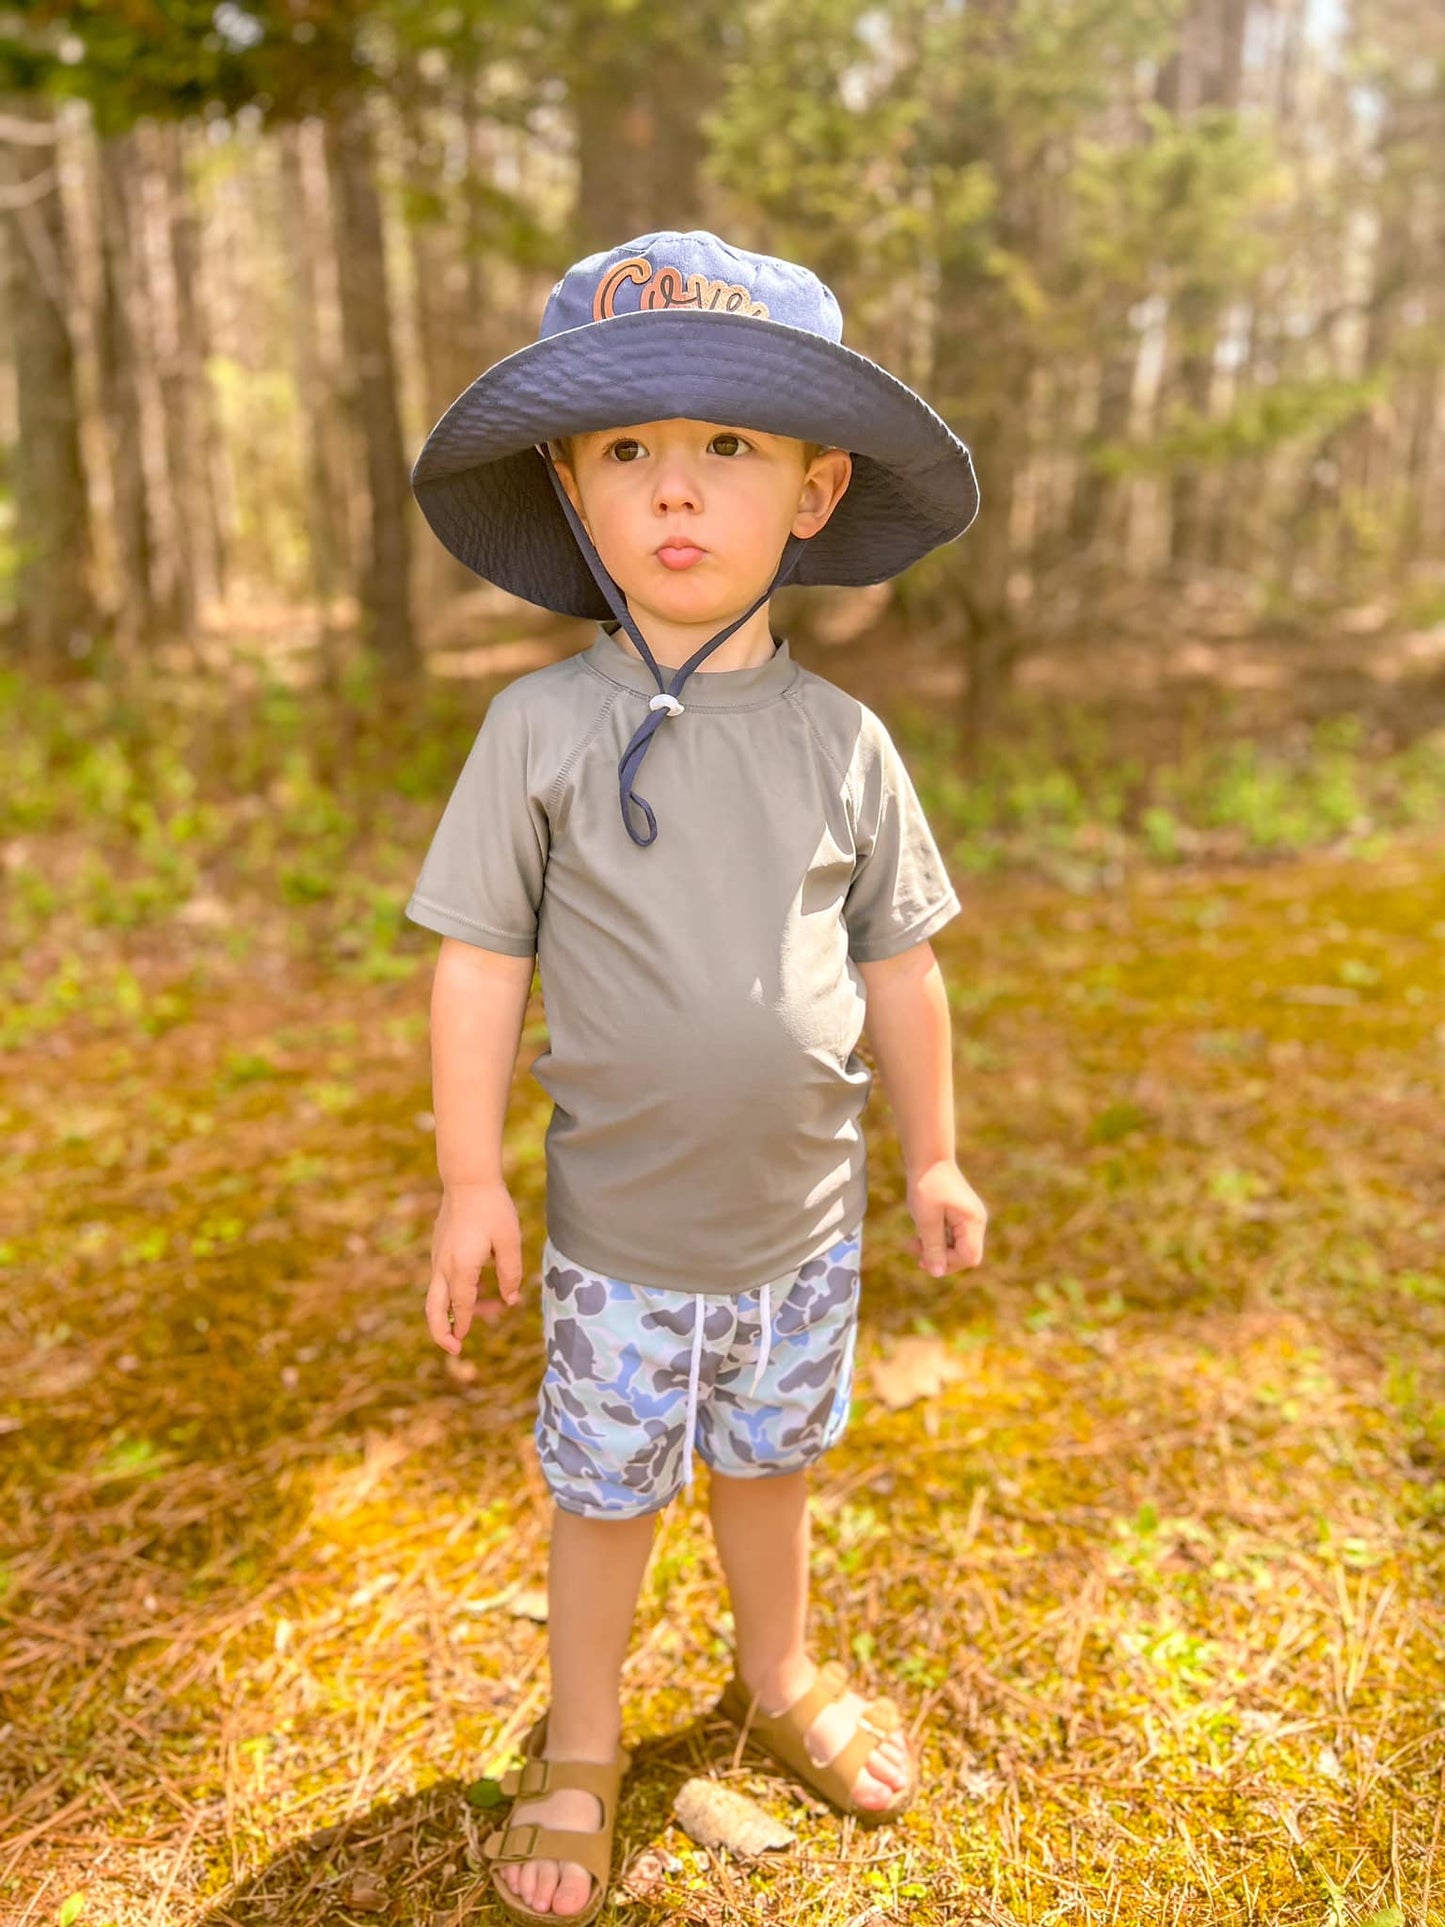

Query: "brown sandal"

xmin=716 ymin=1658 xmax=914 ymax=1825
xmin=482 ymin=1716 xmax=631 ymax=1926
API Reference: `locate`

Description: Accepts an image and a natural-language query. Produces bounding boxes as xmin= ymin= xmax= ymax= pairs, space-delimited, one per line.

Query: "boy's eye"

xmin=600 ymin=432 xmax=749 ymax=462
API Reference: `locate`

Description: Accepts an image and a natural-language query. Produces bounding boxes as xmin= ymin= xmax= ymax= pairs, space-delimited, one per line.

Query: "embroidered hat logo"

xmin=592 ymin=255 xmax=771 ymax=322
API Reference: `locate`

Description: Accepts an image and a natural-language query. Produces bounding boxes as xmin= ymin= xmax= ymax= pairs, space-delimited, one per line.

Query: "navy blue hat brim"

xmin=410 ymin=309 xmax=979 ymax=619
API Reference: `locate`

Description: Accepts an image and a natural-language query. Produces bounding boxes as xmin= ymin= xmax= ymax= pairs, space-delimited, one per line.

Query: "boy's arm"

xmin=858 ymin=939 xmax=986 ymax=1276
xmin=431 ymin=934 xmax=535 ymax=1187
xmin=424 ymin=936 xmax=536 ymax=1350
xmin=857 ymin=939 xmax=955 ymax=1171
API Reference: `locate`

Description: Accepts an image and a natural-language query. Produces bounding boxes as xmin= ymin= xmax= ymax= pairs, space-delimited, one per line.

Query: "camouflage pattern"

xmin=536 ymin=1226 xmax=863 ymax=1518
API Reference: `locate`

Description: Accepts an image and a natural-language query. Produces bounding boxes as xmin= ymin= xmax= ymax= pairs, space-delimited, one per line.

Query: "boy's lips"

xmin=655 ymin=542 xmax=707 ymax=571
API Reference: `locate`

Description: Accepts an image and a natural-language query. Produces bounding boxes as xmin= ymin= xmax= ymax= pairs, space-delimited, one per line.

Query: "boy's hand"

xmin=426 ymin=1179 xmax=524 ymax=1353
xmin=906 ymin=1159 xmax=987 ymax=1277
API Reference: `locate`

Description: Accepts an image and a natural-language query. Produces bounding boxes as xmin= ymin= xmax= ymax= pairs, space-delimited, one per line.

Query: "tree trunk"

xmin=949 ymin=373 xmax=1026 ymax=759
xmin=637 ymin=34 xmax=715 ymax=229
xmin=404 ymin=69 xmax=496 ymax=611
xmin=93 ymin=125 xmax=158 ymax=655
xmin=572 ymin=64 xmax=655 ymax=252
xmin=1069 ymin=291 xmax=1138 ymax=554
xmin=0 ymin=94 xmax=98 ymax=671
xmin=156 ymin=116 xmax=225 ymax=623
xmin=571 ymin=20 xmax=724 ymax=252
xmin=278 ymin=119 xmax=348 ymax=696
xmin=1160 ymin=0 xmax=1248 ymax=570
xmin=324 ymin=94 xmax=417 ymax=676
xmin=133 ymin=116 xmax=196 ymax=641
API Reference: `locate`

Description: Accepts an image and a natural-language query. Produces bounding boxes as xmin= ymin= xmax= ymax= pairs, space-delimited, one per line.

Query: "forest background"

xmin=1 ymin=0 xmax=1443 ymax=1924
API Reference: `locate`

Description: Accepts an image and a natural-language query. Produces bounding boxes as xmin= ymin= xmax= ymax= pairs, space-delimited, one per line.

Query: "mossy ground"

xmin=1 ymin=627 xmax=1442 ymax=1925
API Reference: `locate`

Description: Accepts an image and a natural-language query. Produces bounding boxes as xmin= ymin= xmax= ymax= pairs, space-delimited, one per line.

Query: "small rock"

xmin=346 ymin=1870 xmax=388 ymax=1910
xmin=175 ymin=891 xmax=232 ymax=927
xmin=507 ymin=1586 xmax=549 ymax=1622
xmin=618 ymin=1845 xmax=683 ymax=1899
xmin=868 ymin=1334 xmax=966 ymax=1411
xmin=673 ymin=1778 xmax=794 ymax=1856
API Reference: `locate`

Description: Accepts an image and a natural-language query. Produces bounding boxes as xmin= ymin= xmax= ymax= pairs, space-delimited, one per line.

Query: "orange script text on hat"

xmin=593 ymin=256 xmax=771 ymax=322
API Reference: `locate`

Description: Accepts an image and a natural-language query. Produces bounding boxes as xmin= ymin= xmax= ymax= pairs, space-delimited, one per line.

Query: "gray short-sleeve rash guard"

xmin=405 ymin=625 xmax=961 ymax=1295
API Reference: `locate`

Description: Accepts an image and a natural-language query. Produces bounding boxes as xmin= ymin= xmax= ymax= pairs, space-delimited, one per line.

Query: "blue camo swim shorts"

xmin=536 ymin=1225 xmax=864 ymax=1519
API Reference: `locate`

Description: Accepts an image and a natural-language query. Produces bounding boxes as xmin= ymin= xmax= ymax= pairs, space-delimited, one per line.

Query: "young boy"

xmin=405 ymin=230 xmax=989 ymax=1924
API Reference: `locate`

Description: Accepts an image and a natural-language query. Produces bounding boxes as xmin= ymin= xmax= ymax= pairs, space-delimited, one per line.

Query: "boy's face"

xmin=550 ymin=420 xmax=852 ymax=634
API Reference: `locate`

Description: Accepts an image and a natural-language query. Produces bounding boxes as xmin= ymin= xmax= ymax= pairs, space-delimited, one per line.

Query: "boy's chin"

xmin=622 ymin=573 xmax=770 ymax=630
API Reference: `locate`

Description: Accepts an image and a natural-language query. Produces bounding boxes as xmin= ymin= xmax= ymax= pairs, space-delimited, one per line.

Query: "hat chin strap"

xmin=541 ymin=447 xmax=808 ymax=847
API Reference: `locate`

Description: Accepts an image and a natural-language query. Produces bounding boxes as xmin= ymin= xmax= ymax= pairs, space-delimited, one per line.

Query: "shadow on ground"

xmin=195 ymin=1708 xmax=806 ymax=1925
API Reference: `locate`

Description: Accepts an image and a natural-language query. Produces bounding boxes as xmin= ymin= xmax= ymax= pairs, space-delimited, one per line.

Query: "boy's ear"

xmin=793 ymin=447 xmax=853 ymax=541
xmin=548 ymin=444 xmax=592 ymax=533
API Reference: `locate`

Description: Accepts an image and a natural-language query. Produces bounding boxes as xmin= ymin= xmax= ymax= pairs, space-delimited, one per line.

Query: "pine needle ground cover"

xmin=1 ymin=645 xmax=1442 ymax=1926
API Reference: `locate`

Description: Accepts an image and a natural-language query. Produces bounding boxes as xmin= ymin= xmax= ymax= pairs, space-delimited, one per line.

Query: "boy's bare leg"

xmin=708 ymin=1467 xmax=912 ymax=1807
xmin=498 ymin=1504 xmax=656 ymax=1917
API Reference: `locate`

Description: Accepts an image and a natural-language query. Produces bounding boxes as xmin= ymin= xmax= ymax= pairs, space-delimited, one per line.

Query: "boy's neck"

xmin=608 ymin=602 xmax=779 ymax=673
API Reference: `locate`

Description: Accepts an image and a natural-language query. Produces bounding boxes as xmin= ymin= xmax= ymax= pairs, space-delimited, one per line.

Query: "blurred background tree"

xmin=1 ymin=0 xmax=1441 ymax=735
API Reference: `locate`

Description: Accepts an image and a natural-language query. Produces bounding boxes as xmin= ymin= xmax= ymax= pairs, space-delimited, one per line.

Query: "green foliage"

xmin=1094 ymin=373 xmax=1388 ymax=475
xmin=3 ymin=671 xmax=1442 ymax=1920
xmin=1 ymin=0 xmax=378 ymax=128
xmin=93 ymin=1435 xmax=168 ymax=1481
xmin=0 ymin=0 xmax=1434 ymax=647
xmin=902 ymin=708 xmax=1445 ymax=879
xmin=4 ymin=653 xmax=1440 ymax=1031
xmin=1074 ymin=104 xmax=1287 ymax=303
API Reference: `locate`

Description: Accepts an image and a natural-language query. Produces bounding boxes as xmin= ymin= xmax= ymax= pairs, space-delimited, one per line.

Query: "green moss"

xmin=2 ymin=652 xmax=1443 ymax=1923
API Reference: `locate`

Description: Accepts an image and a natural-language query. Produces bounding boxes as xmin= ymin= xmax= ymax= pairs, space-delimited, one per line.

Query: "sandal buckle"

xmin=488 ymin=1821 xmax=542 ymax=1863
xmin=499 ymin=1758 xmax=550 ymax=1799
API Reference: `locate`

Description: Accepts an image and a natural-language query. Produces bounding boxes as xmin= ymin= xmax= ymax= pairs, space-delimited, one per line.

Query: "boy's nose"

xmin=652 ymin=462 xmax=701 ymax=513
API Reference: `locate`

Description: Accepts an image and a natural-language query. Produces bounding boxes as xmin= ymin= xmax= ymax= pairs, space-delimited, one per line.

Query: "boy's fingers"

xmin=425 ymin=1272 xmax=462 ymax=1352
xmin=950 ymin=1202 xmax=986 ymax=1267
xmin=427 ymin=1268 xmax=482 ymax=1351
xmin=917 ymin=1213 xmax=948 ymax=1276
xmin=494 ymin=1229 xmax=524 ymax=1304
xmin=450 ymin=1288 xmax=477 ymax=1343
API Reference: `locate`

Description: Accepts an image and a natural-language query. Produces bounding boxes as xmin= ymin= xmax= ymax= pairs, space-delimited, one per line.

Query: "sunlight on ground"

xmin=2 ymin=822 xmax=1442 ymax=1923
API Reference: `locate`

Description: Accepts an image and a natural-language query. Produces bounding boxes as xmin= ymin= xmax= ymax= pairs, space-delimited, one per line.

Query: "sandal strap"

xmin=760 ymin=1662 xmax=901 ymax=1745
xmin=750 ymin=1656 xmax=850 ymax=1734
xmin=498 ymin=1757 xmax=625 ymax=1803
xmin=815 ymin=1691 xmax=906 ymax=1790
xmin=484 ymin=1819 xmax=614 ymax=1885
xmin=484 ymin=1739 xmax=629 ymax=1899
xmin=809 ymin=1725 xmax=885 ymax=1800
xmin=720 ymin=1664 xmax=911 ymax=1817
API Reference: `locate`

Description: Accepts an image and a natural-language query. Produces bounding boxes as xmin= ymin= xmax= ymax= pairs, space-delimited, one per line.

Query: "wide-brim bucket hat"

xmin=410 ymin=229 xmax=980 ymax=621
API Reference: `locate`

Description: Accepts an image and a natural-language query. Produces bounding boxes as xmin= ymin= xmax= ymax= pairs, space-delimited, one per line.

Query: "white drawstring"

xmin=751 ymin=1281 xmax=772 ymax=1392
xmin=680 ymin=1281 xmax=775 ymax=1491
xmin=681 ymin=1295 xmax=706 ymax=1489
